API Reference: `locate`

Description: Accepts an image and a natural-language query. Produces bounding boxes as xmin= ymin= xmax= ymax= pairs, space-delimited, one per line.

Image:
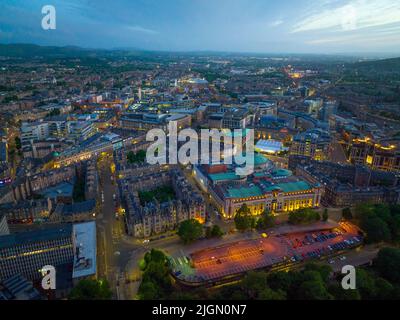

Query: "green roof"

xmin=223 ymin=128 xmax=251 ymax=138
xmin=209 ymin=172 xmax=240 ymax=182
xmin=254 ymin=153 xmax=269 ymax=166
xmin=271 ymin=169 xmax=293 ymax=177
xmin=227 ymin=185 xmax=263 ymax=198
xmin=264 ymin=181 xmax=312 ymax=193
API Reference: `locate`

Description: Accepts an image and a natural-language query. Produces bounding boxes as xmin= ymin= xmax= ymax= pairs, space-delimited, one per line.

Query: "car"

xmin=329 ymin=259 xmax=335 ymax=264
xmin=340 ymin=256 xmax=347 ymax=261
xmin=143 ymin=239 xmax=150 ymax=244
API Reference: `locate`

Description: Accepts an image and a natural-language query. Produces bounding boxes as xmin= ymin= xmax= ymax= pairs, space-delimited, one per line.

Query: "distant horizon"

xmin=1 ymin=42 xmax=399 ymax=60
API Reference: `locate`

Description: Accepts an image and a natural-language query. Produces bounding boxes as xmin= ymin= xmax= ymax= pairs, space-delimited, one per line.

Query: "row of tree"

xmin=233 ymin=205 xmax=329 ymax=232
xmin=234 ymin=204 xmax=275 ymax=232
xmin=345 ymin=204 xmax=400 ymax=244
xmin=177 ymin=219 xmax=224 ymax=244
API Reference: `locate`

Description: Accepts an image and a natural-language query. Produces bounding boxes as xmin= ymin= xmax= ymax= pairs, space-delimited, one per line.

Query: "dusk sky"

xmin=1 ymin=0 xmax=400 ymax=54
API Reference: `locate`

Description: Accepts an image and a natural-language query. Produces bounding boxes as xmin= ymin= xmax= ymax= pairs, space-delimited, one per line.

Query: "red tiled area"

xmin=189 ymin=223 xmax=362 ymax=282
xmin=191 ymin=237 xmax=291 ymax=281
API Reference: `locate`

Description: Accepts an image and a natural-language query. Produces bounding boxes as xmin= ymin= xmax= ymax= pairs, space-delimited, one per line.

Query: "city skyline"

xmin=1 ymin=0 xmax=400 ymax=55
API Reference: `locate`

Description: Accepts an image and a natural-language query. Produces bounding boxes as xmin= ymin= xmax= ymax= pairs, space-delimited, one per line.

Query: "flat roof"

xmin=227 ymin=185 xmax=263 ymax=198
xmin=255 ymin=139 xmax=288 ymax=153
xmin=39 ymin=181 xmax=74 ymax=198
xmin=264 ymin=180 xmax=312 ymax=193
xmin=0 ymin=225 xmax=73 ymax=250
xmin=209 ymin=172 xmax=240 ymax=182
xmin=72 ymin=221 xmax=97 ymax=279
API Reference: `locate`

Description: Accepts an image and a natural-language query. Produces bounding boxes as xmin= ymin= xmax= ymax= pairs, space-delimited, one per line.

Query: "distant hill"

xmin=351 ymin=57 xmax=400 ymax=73
xmin=0 ymin=43 xmax=110 ymax=58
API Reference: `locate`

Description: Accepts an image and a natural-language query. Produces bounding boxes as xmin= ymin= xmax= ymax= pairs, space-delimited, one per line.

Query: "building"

xmin=0 ymin=141 xmax=8 ymax=163
xmin=68 ymin=121 xmax=96 ymax=142
xmin=193 ymin=163 xmax=322 ymax=219
xmin=20 ymin=121 xmax=50 ymax=145
xmin=0 ymin=274 xmax=42 ymax=300
xmin=120 ymin=113 xmax=191 ymax=131
xmin=211 ymin=175 xmax=322 ymax=219
xmin=0 ymin=224 xmax=74 ymax=281
xmin=0 ymin=199 xmax=52 ymax=224
xmin=290 ymin=128 xmax=331 ymax=161
xmin=119 ymin=165 xmax=205 ymax=238
xmin=222 ymin=108 xmax=252 ymax=129
xmin=349 ymin=137 xmax=400 ymax=172
xmin=0 ymin=213 xmax=10 ymax=236
xmin=51 ymin=199 xmax=97 ymax=223
xmin=293 ymin=157 xmax=400 ymax=207
xmin=0 ymin=222 xmax=96 ymax=283
xmin=255 ymin=139 xmax=289 ymax=155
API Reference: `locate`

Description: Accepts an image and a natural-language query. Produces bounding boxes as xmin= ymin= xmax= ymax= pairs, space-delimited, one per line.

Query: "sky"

xmin=1 ymin=0 xmax=400 ymax=54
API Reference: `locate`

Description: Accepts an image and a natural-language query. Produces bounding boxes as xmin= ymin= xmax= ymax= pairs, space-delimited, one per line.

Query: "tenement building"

xmin=118 ymin=164 xmax=205 ymax=238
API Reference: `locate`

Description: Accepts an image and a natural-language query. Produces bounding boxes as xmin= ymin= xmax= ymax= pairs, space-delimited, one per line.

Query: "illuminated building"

xmin=118 ymin=164 xmax=205 ymax=238
xmin=0 ymin=222 xmax=96 ymax=283
xmin=290 ymin=128 xmax=331 ymax=161
xmin=193 ymin=163 xmax=321 ymax=219
xmin=294 ymin=157 xmax=400 ymax=207
xmin=0 ymin=224 xmax=74 ymax=281
xmin=349 ymin=137 xmax=400 ymax=172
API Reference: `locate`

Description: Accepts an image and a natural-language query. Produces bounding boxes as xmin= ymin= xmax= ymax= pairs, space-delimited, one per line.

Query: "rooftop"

xmin=0 ymin=224 xmax=73 ymax=250
xmin=209 ymin=172 xmax=240 ymax=182
xmin=226 ymin=185 xmax=263 ymax=198
xmin=72 ymin=221 xmax=97 ymax=279
xmin=262 ymin=180 xmax=312 ymax=193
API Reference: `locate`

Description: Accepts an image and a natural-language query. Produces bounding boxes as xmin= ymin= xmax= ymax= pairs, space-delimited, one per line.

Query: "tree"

xmin=361 ymin=217 xmax=391 ymax=244
xmin=258 ymin=287 xmax=286 ymax=300
xmin=69 ymin=279 xmax=112 ymax=300
xmin=304 ymin=263 xmax=332 ymax=283
xmin=177 ymin=219 xmax=203 ymax=244
xmin=374 ymin=278 xmax=394 ymax=300
xmin=241 ymin=271 xmax=268 ymax=299
xmin=288 ymin=208 xmax=320 ymax=225
xmin=138 ymin=280 xmax=160 ymax=300
xmin=342 ymin=208 xmax=353 ymax=220
xmin=139 ymin=249 xmax=172 ymax=300
xmin=328 ymin=284 xmax=361 ymax=300
xmin=356 ymin=268 xmax=377 ymax=300
xmin=322 ymin=209 xmax=329 ymax=222
xmin=206 ymin=225 xmax=224 ymax=239
xmin=298 ymin=280 xmax=333 ymax=300
xmin=373 ymin=247 xmax=400 ymax=284
xmin=267 ymin=271 xmax=292 ymax=292
xmin=234 ymin=204 xmax=255 ymax=232
xmin=256 ymin=210 xmax=275 ymax=230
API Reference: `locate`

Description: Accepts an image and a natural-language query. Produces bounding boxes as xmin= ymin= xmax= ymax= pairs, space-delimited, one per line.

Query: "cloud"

xmin=126 ymin=25 xmax=159 ymax=35
xmin=292 ymin=0 xmax=400 ymax=33
xmin=270 ymin=20 xmax=284 ymax=27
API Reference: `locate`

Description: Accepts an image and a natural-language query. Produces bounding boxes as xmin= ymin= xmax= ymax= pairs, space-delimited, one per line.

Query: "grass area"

xmin=138 ymin=185 xmax=176 ymax=206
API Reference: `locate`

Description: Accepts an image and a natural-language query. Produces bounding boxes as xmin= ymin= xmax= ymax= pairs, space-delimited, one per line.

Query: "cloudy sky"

xmin=1 ymin=0 xmax=400 ymax=54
